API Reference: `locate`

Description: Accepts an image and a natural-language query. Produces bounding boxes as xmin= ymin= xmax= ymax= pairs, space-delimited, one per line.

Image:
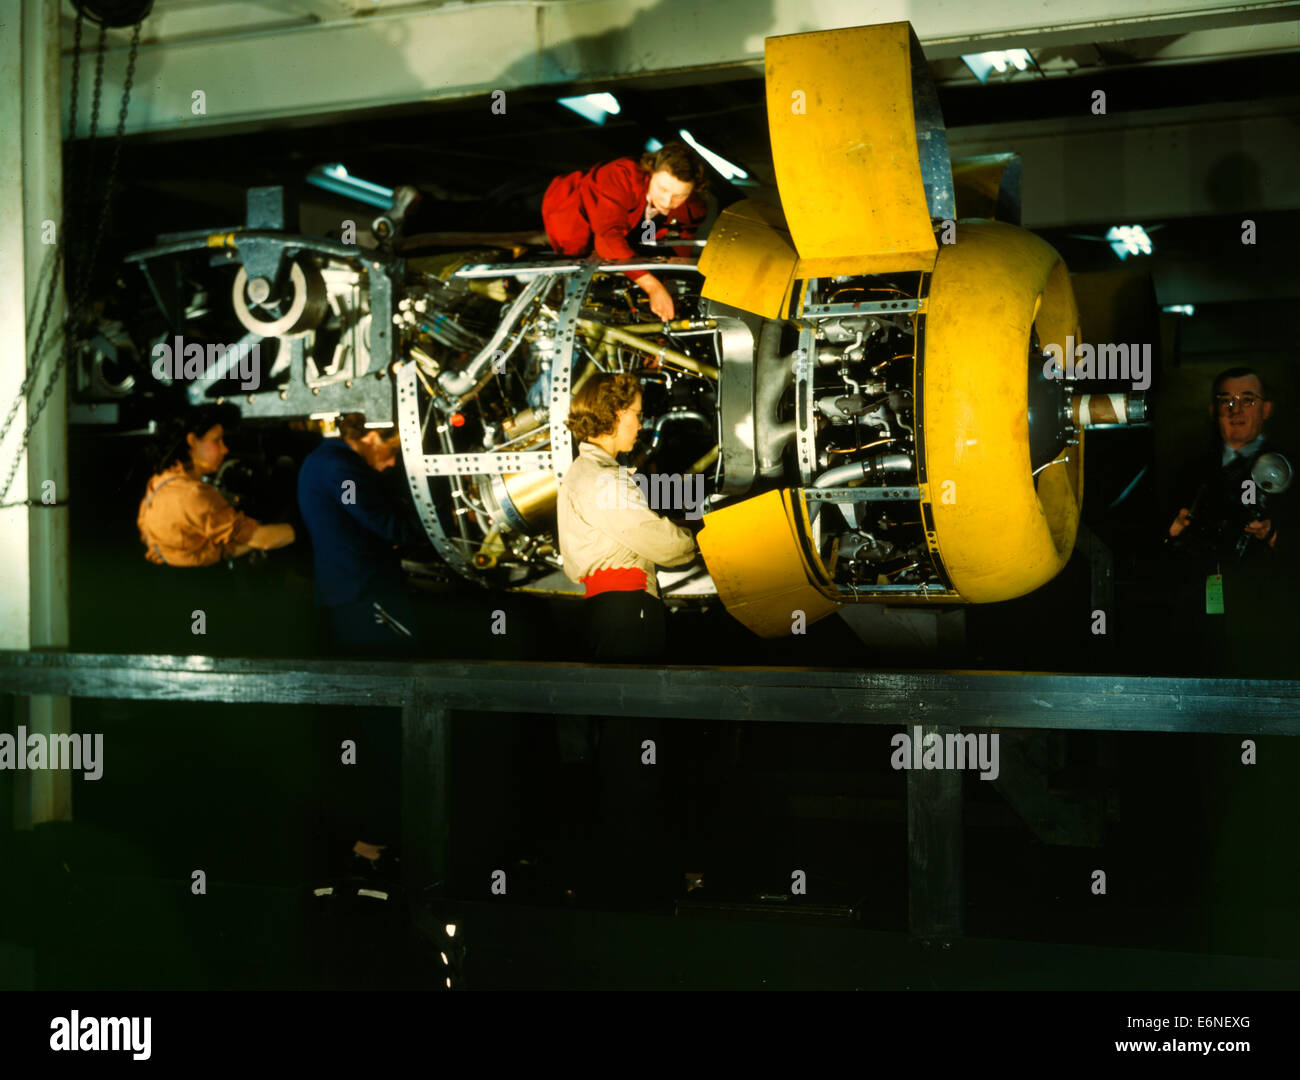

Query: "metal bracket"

xmin=419 ymin=451 xmax=553 ymax=477
xmin=795 ymin=326 xmax=817 ymax=485
xmin=801 ymin=298 xmax=923 ymax=318
xmin=396 ymin=362 xmax=475 ymax=579
xmin=550 ymin=259 xmax=600 ymax=484
xmin=805 ymin=486 xmax=922 ymax=502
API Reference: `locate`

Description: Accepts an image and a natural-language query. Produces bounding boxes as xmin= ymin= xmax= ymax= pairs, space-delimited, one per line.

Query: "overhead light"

xmin=557 ymin=92 xmax=621 ymax=125
xmin=962 ymin=49 xmax=1035 ymax=83
xmin=644 ymin=137 xmax=663 ymax=153
xmin=1106 ymin=225 xmax=1153 ymax=260
xmin=305 ymin=163 xmax=394 ymax=209
xmin=444 ymin=923 xmax=457 ymax=938
xmin=677 ymin=129 xmax=748 ymax=181
xmin=1162 ymin=304 xmax=1195 ymax=316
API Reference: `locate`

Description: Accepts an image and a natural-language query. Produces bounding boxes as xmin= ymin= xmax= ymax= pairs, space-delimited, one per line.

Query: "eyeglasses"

xmin=1214 ymin=393 xmax=1262 ymax=412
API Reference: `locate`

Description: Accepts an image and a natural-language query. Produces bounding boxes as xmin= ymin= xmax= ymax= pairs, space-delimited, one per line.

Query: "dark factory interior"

xmin=2 ymin=0 xmax=1299 ymax=1007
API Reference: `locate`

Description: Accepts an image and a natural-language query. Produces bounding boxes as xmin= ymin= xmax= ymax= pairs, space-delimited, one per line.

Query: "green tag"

xmin=1205 ymin=574 xmax=1224 ymax=615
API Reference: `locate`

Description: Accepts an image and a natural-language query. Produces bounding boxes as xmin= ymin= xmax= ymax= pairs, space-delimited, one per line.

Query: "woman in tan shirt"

xmin=138 ymin=405 xmax=295 ymax=567
xmin=558 ymin=372 xmax=697 ymax=661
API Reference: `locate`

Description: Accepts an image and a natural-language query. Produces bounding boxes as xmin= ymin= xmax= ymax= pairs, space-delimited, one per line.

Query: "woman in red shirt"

xmin=542 ymin=142 xmax=709 ymax=321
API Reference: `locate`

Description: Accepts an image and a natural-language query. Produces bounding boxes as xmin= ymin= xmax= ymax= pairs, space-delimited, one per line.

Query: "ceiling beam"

xmin=60 ymin=0 xmax=1300 ymax=138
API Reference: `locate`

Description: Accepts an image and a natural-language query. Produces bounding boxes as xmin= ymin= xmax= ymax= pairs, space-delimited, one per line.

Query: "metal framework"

xmin=3 ymin=651 xmax=1297 ymax=941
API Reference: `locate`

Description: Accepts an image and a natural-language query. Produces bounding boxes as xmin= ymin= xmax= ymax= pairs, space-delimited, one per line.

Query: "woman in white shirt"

xmin=557 ymin=371 xmax=698 ymax=661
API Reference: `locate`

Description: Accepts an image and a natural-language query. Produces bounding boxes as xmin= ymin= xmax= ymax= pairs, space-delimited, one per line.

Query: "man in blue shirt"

xmin=297 ymin=412 xmax=425 ymax=656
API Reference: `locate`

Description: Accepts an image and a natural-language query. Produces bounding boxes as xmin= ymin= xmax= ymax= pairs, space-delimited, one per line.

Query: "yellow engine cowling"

xmin=696 ymin=21 xmax=1085 ymax=639
xmin=699 ymin=223 xmax=1084 ymax=637
xmin=920 ymin=220 xmax=1083 ymax=604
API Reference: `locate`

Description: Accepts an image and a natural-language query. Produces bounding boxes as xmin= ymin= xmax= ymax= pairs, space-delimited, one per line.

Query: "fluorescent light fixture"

xmin=306 ymin=163 xmax=394 ymax=209
xmin=677 ymin=129 xmax=749 ymax=181
xmin=1106 ymin=225 xmax=1153 ymax=260
xmin=644 ymin=137 xmax=663 ymax=153
xmin=1162 ymin=304 xmax=1195 ymax=316
xmin=962 ymin=49 xmax=1035 ymax=83
xmin=557 ymin=92 xmax=621 ymax=125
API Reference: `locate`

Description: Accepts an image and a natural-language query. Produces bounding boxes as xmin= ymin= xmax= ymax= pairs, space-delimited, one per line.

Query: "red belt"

xmin=582 ymin=567 xmax=648 ymax=597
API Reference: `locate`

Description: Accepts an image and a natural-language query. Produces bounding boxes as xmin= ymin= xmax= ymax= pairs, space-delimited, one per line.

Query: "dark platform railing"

xmin=3 ymin=651 xmax=1298 ymax=942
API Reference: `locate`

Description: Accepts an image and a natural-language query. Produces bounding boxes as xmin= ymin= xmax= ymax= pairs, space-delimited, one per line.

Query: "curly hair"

xmin=566 ymin=372 xmax=641 ymax=442
xmin=638 ymin=142 xmax=710 ymax=195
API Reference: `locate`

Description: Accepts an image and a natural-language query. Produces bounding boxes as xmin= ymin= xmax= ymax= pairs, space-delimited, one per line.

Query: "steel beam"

xmin=61 ymin=1 xmax=1298 ymax=138
xmin=401 ymin=687 xmax=451 ymax=894
xmin=1 ymin=652 xmax=1298 ymax=735
xmin=907 ymin=724 xmax=964 ymax=939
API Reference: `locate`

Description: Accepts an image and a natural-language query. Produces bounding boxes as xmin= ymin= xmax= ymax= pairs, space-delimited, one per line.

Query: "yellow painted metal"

xmin=794 ymin=249 xmax=934 ymax=281
xmin=921 ymin=220 xmax=1083 ymax=602
xmin=689 ymin=444 xmax=720 ymax=474
xmin=698 ymin=199 xmax=799 ymax=321
xmin=951 ymin=154 xmax=1017 ymax=221
xmin=698 ymin=489 xmax=842 ymax=638
xmin=765 ymin=22 xmax=938 ymax=279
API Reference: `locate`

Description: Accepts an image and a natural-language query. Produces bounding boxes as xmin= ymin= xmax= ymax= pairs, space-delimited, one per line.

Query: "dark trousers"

xmin=320 ymin=577 xmax=422 ymax=659
xmin=311 ymin=579 xmax=413 ymax=872
xmin=584 ymin=589 xmax=667 ymax=662
xmin=558 ymin=589 xmax=666 ymax=762
xmin=561 ymin=591 xmax=678 ymax=900
xmin=312 ymin=705 xmax=402 ymax=872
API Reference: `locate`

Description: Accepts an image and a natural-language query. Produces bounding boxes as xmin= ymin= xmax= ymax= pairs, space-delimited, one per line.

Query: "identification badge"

xmin=1205 ymin=573 xmax=1224 ymax=615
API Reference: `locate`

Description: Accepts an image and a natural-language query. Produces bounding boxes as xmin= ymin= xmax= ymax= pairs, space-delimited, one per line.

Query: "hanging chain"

xmin=0 ymin=17 xmax=142 ymax=508
xmin=82 ymin=24 xmax=140 ymax=322
xmin=75 ymin=21 xmax=109 ymax=306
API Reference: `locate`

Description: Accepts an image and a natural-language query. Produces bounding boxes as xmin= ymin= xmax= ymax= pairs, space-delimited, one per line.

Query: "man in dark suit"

xmin=296 ymin=412 xmax=425 ymax=657
xmin=297 ymin=412 xmax=425 ymax=878
xmin=1165 ymin=367 xmax=1295 ymax=675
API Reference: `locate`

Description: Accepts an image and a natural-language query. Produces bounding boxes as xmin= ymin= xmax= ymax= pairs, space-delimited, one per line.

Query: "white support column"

xmin=1 ymin=0 xmax=72 ymax=826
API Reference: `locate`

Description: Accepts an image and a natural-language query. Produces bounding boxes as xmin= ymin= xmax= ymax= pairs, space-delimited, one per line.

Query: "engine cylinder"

xmin=488 ymin=471 xmax=558 ymax=534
